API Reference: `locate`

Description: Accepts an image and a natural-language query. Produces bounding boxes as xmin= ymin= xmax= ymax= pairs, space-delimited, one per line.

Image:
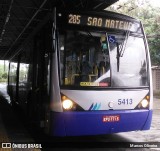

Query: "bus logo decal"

xmin=103 ymin=115 xmax=120 ymax=122
xmin=89 ymin=103 xmax=101 ymax=110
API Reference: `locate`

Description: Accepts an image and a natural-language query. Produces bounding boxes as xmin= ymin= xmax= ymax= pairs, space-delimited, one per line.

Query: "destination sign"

xmin=67 ymin=14 xmax=140 ymax=32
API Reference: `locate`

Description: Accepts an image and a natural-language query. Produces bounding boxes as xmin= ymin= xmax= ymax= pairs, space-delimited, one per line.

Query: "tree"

xmin=0 ymin=61 xmax=9 ymax=82
xmin=2 ymin=72 xmax=8 ymax=79
xmin=107 ymin=0 xmax=160 ymax=65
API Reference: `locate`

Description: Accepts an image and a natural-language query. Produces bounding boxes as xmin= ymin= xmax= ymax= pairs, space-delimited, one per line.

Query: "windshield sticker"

xmin=80 ymin=82 xmax=109 ymax=86
xmin=108 ymin=35 xmax=116 ymax=43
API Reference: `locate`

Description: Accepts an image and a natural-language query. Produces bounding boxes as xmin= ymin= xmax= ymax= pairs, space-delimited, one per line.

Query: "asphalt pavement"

xmin=118 ymin=97 xmax=160 ymax=142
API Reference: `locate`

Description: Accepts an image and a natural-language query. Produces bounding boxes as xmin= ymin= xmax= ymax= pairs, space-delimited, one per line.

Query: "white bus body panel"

xmin=61 ymin=89 xmax=150 ymax=110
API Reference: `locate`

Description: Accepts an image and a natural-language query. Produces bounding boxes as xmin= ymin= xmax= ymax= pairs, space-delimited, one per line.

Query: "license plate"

xmin=103 ymin=115 xmax=120 ymax=122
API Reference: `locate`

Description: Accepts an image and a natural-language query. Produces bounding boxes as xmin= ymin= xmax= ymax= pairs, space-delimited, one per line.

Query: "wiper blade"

xmin=117 ymin=42 xmax=120 ymax=72
xmin=116 ymin=30 xmax=130 ymax=72
xmin=119 ymin=30 xmax=130 ymax=57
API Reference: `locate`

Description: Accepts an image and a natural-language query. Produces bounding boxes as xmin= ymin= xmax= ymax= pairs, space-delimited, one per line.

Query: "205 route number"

xmin=118 ymin=99 xmax=133 ymax=105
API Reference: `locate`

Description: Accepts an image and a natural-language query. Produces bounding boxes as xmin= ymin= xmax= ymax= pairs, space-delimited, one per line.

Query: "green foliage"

xmin=2 ymin=72 xmax=8 ymax=79
xmin=0 ymin=61 xmax=9 ymax=82
xmin=107 ymin=0 xmax=160 ymax=66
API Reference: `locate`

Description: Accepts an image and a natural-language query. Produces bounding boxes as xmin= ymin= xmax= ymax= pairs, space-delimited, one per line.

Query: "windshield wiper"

xmin=117 ymin=42 xmax=120 ymax=72
xmin=119 ymin=30 xmax=130 ymax=57
xmin=116 ymin=30 xmax=130 ymax=72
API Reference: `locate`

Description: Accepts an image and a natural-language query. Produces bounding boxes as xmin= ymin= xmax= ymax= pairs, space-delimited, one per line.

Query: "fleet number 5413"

xmin=118 ymin=99 xmax=133 ymax=105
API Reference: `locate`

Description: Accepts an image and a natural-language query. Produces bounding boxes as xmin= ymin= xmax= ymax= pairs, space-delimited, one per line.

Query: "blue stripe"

xmin=96 ymin=103 xmax=101 ymax=110
xmin=92 ymin=103 xmax=97 ymax=110
xmin=88 ymin=103 xmax=94 ymax=110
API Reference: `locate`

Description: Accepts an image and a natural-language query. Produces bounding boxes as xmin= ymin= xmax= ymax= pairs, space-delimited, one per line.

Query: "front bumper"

xmin=50 ymin=110 xmax=152 ymax=136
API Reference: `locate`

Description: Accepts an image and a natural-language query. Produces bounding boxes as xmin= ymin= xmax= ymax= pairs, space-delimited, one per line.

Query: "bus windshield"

xmin=59 ymin=30 xmax=148 ymax=87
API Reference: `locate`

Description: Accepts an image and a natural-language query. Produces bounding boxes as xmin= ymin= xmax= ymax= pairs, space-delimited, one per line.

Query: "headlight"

xmin=62 ymin=99 xmax=73 ymax=110
xmin=136 ymin=95 xmax=150 ymax=109
xmin=61 ymin=94 xmax=84 ymax=111
xmin=141 ymin=99 xmax=149 ymax=108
